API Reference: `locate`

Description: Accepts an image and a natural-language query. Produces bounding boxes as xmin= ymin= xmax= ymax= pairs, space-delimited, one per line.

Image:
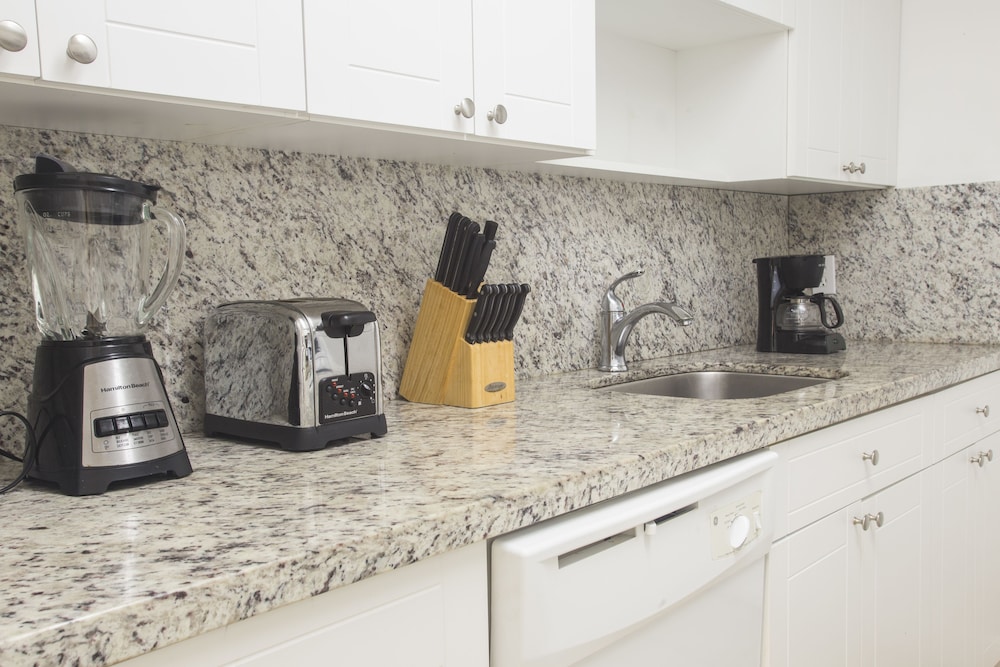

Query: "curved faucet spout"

xmin=598 ymin=274 xmax=694 ymax=372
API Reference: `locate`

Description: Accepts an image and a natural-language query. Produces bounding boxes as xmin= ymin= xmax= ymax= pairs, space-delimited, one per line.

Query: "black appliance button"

xmin=95 ymin=418 xmax=117 ymax=437
xmin=141 ymin=412 xmax=159 ymax=429
xmin=114 ymin=416 xmax=131 ymax=433
xmin=154 ymin=410 xmax=169 ymax=427
xmin=128 ymin=414 xmax=147 ymax=431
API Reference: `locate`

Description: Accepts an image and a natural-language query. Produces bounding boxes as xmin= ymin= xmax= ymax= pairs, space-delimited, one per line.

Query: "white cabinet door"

xmin=303 ymin=0 xmax=474 ymax=133
xmin=767 ymin=508 xmax=862 ymax=667
xmin=971 ymin=432 xmax=1000 ymax=667
xmin=787 ymin=0 xmax=899 ymax=186
xmin=34 ymin=0 xmax=305 ymax=109
xmin=471 ymin=0 xmax=595 ymax=148
xmin=857 ymin=473 xmax=924 ymax=667
xmin=303 ymin=0 xmax=595 ymax=150
xmin=0 ymin=0 xmax=40 ymax=77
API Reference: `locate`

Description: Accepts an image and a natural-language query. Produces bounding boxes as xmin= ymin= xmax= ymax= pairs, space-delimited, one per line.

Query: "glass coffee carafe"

xmin=16 ymin=155 xmax=186 ymax=341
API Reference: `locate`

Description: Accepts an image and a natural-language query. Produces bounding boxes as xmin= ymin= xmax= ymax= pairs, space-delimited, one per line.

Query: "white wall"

xmin=897 ymin=0 xmax=1000 ymax=187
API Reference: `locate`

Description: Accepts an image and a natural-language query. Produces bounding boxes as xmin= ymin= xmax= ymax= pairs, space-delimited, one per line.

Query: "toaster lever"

xmin=321 ymin=310 xmax=376 ymax=338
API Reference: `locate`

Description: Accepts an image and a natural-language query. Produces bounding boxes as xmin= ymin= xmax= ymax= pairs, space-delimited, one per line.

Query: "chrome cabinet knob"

xmin=976 ymin=405 xmax=990 ymax=418
xmin=66 ymin=33 xmax=98 ymax=64
xmin=862 ymin=450 xmax=880 ymax=466
xmin=853 ymin=511 xmax=884 ymax=531
xmin=0 ymin=19 xmax=28 ymax=52
xmin=487 ymin=104 xmax=508 ymax=124
xmin=842 ymin=161 xmax=867 ymax=174
xmin=971 ymin=449 xmax=994 ymax=467
xmin=453 ymin=98 xmax=475 ymax=119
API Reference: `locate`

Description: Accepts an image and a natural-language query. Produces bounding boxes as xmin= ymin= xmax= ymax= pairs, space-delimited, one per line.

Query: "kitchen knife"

xmin=489 ymin=284 xmax=517 ymax=343
xmin=464 ymin=238 xmax=496 ymax=298
xmin=478 ymin=283 xmax=507 ymax=343
xmin=503 ymin=284 xmax=530 ymax=340
xmin=443 ymin=216 xmax=473 ymax=291
xmin=483 ymin=219 xmax=499 ymax=242
xmin=434 ymin=212 xmax=463 ymax=283
xmin=455 ymin=232 xmax=484 ymax=299
xmin=465 ymin=285 xmax=493 ymax=344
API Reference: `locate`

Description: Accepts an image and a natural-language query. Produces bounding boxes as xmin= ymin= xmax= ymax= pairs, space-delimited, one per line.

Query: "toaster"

xmin=203 ymin=298 xmax=388 ymax=451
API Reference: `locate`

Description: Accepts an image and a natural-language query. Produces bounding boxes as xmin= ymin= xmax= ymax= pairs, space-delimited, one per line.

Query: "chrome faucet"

xmin=599 ymin=269 xmax=694 ymax=372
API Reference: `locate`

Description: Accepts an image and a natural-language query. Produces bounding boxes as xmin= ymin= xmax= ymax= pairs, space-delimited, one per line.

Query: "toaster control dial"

xmin=319 ymin=373 xmax=378 ymax=423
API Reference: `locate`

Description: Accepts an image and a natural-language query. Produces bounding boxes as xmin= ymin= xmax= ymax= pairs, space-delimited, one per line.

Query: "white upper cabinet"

xmin=32 ymin=0 xmax=305 ymax=109
xmin=787 ymin=0 xmax=900 ymax=186
xmin=0 ymin=0 xmax=40 ymax=77
xmin=303 ymin=0 xmax=595 ymax=151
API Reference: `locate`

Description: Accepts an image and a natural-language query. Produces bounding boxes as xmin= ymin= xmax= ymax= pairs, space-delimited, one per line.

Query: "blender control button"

xmin=154 ymin=410 xmax=169 ymax=427
xmin=114 ymin=416 xmax=131 ymax=433
xmin=95 ymin=418 xmax=117 ymax=437
xmin=128 ymin=414 xmax=146 ymax=431
xmin=141 ymin=412 xmax=159 ymax=428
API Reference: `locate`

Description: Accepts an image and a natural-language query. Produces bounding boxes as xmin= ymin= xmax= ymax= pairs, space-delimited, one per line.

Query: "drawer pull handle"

xmin=853 ymin=511 xmax=884 ymax=531
xmin=976 ymin=405 xmax=990 ymax=418
xmin=971 ymin=449 xmax=994 ymax=467
xmin=862 ymin=450 xmax=880 ymax=466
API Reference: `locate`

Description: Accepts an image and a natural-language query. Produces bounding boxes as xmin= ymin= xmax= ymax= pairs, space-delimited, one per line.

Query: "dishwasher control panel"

xmin=709 ymin=490 xmax=764 ymax=558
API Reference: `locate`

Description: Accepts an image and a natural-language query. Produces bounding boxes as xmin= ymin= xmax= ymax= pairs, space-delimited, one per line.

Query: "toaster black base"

xmin=204 ymin=414 xmax=388 ymax=452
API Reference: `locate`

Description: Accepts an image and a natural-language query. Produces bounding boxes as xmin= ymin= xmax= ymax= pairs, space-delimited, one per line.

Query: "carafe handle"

xmin=813 ymin=294 xmax=844 ymax=329
xmin=137 ymin=203 xmax=186 ymax=326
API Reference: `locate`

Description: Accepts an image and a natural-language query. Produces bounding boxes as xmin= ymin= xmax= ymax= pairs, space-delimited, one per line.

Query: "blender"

xmin=753 ymin=254 xmax=846 ymax=354
xmin=15 ymin=154 xmax=192 ymax=495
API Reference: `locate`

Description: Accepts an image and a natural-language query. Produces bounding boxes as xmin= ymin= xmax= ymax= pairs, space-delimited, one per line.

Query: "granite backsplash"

xmin=2 ymin=125 xmax=998 ymax=437
xmin=0 ymin=126 xmax=788 ymax=434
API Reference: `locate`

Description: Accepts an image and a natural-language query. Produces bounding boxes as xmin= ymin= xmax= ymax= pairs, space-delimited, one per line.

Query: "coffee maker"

xmin=15 ymin=155 xmax=192 ymax=495
xmin=753 ymin=254 xmax=846 ymax=354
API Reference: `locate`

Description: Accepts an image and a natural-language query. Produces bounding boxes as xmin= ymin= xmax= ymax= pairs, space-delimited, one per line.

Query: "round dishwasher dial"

xmin=728 ymin=514 xmax=751 ymax=550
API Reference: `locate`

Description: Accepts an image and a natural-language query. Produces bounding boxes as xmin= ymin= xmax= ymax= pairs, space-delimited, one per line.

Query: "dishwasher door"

xmin=490 ymin=449 xmax=778 ymax=667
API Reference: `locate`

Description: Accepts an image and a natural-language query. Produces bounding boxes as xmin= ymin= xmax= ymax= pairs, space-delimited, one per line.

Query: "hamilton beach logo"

xmin=100 ymin=381 xmax=151 ymax=393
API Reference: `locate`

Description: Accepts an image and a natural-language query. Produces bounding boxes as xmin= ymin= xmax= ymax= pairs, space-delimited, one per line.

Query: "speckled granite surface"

xmin=0 ymin=125 xmax=787 ymax=441
xmin=2 ymin=341 xmax=1000 ymax=666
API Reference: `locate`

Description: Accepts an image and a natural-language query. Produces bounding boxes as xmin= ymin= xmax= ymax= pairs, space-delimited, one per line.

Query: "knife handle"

xmin=504 ymin=284 xmax=530 ymax=340
xmin=435 ymin=212 xmax=462 ymax=283
xmin=465 ymin=285 xmax=493 ymax=344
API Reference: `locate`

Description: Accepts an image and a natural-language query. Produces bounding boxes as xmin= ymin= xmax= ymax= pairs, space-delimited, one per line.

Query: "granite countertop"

xmin=4 ymin=341 xmax=1000 ymax=666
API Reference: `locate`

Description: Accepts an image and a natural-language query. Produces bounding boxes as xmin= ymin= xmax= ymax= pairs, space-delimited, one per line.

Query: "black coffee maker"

xmin=753 ymin=255 xmax=846 ymax=354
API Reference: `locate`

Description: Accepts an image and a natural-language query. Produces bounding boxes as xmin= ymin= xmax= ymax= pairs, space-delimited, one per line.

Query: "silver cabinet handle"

xmin=971 ymin=449 xmax=994 ymax=467
xmin=853 ymin=511 xmax=884 ymax=531
xmin=977 ymin=405 xmax=990 ymax=418
xmin=66 ymin=33 xmax=98 ymax=64
xmin=0 ymin=19 xmax=28 ymax=52
xmin=862 ymin=450 xmax=880 ymax=466
xmin=453 ymin=98 xmax=475 ymax=119
xmin=842 ymin=162 xmax=867 ymax=174
xmin=487 ymin=104 xmax=508 ymax=124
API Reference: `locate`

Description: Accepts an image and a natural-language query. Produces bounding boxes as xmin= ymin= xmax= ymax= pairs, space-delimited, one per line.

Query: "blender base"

xmin=27 ymin=337 xmax=192 ymax=496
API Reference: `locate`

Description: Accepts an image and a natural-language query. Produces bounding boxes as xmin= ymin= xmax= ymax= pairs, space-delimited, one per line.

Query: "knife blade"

xmin=503 ymin=284 xmax=530 ymax=340
xmin=434 ymin=212 xmax=463 ymax=283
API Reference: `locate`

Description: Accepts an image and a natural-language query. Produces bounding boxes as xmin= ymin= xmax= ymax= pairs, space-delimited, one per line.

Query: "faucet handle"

xmin=604 ymin=269 xmax=644 ymax=312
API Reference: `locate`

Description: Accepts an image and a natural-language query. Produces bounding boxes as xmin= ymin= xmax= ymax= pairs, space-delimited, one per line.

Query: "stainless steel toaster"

xmin=203 ymin=298 xmax=388 ymax=451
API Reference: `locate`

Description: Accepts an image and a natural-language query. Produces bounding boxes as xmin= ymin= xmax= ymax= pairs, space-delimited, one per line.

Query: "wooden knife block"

xmin=400 ymin=279 xmax=515 ymax=408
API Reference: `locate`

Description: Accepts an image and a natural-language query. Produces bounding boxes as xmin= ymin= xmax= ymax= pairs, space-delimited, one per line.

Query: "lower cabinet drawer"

xmin=773 ymin=397 xmax=928 ymax=537
xmin=937 ymin=370 xmax=1000 ymax=460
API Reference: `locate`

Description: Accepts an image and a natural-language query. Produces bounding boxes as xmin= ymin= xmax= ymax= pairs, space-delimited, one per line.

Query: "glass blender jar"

xmin=15 ymin=155 xmax=192 ymax=495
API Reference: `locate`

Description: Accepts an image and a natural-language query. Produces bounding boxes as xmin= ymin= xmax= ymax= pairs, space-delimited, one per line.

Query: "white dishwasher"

xmin=490 ymin=449 xmax=777 ymax=667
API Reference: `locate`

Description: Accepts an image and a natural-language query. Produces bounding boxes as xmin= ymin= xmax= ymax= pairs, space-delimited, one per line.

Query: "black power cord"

xmin=0 ymin=410 xmax=38 ymax=494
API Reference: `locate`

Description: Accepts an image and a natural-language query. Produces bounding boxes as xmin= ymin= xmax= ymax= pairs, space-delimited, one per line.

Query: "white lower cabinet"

xmin=120 ymin=542 xmax=488 ymax=667
xmin=768 ymin=370 xmax=1000 ymax=667
xmin=767 ymin=474 xmax=924 ymax=667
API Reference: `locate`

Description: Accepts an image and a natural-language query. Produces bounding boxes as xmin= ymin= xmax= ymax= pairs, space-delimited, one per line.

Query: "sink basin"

xmin=606 ymin=371 xmax=831 ymax=399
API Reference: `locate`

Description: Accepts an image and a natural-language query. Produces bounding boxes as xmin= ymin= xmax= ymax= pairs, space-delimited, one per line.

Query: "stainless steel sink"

xmin=605 ymin=370 xmax=831 ymax=399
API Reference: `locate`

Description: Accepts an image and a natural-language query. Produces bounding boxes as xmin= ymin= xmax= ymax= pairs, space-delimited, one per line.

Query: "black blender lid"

xmin=13 ymin=154 xmax=160 ymax=202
